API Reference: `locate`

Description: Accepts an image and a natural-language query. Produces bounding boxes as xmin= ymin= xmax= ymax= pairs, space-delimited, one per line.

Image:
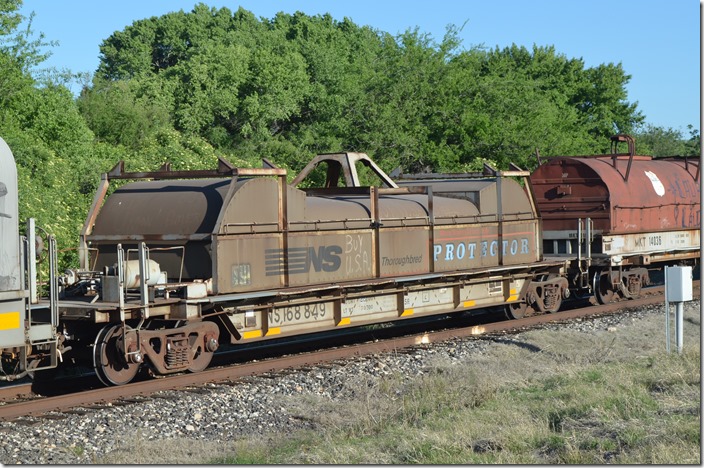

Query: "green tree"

xmin=0 ymin=1 xmax=106 ymax=266
xmin=86 ymin=4 xmax=645 ymax=175
xmin=77 ymin=75 xmax=172 ymax=148
xmin=425 ymin=43 xmax=643 ymax=169
xmin=636 ymin=124 xmax=700 ymax=157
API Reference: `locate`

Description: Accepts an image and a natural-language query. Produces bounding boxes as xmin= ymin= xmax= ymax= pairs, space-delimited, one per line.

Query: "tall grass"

xmin=96 ymin=303 xmax=701 ymax=464
xmin=216 ymin=306 xmax=700 ymax=465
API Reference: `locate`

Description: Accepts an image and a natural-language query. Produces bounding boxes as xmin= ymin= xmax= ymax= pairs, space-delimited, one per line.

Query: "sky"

xmin=18 ymin=0 xmax=701 ymax=133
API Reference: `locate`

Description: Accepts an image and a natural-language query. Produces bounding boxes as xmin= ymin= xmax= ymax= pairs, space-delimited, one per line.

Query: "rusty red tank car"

xmin=530 ymin=134 xmax=700 ymax=303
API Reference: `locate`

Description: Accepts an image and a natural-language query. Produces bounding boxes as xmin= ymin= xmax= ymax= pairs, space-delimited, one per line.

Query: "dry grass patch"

xmin=89 ymin=304 xmax=699 ymax=464
xmin=98 ymin=436 xmax=234 ymax=464
xmin=216 ymin=305 xmax=700 ymax=464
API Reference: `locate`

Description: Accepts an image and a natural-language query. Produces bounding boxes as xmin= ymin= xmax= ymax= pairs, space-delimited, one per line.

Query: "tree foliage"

xmin=84 ymin=4 xmax=652 ymax=174
xmin=0 ymin=1 xmax=697 ymax=267
xmin=635 ymin=124 xmax=700 ymax=157
xmin=0 ymin=1 xmax=96 ymax=266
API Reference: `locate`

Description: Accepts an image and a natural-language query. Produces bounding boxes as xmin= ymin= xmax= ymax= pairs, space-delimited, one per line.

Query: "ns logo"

xmin=265 ymin=245 xmax=342 ymax=276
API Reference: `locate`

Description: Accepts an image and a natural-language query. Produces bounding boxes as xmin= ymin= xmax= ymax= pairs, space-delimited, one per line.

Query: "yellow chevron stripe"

xmin=401 ymin=309 xmax=414 ymax=317
xmin=337 ymin=317 xmax=351 ymax=326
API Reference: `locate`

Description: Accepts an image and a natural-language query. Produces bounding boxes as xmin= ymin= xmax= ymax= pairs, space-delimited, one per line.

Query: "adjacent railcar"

xmin=0 ymin=138 xmax=58 ymax=379
xmin=530 ymin=134 xmax=700 ymax=303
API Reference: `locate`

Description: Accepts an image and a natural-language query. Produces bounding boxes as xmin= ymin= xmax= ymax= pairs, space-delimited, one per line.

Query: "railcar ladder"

xmin=577 ymin=218 xmax=593 ymax=288
xmin=23 ymin=218 xmax=60 ymax=373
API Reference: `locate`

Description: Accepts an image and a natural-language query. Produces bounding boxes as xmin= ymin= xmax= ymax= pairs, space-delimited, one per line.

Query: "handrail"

xmin=106 ymin=158 xmax=286 ymax=180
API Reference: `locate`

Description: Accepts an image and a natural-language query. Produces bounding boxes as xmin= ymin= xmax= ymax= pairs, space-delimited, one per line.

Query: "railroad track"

xmin=0 ymin=283 xmax=696 ymax=422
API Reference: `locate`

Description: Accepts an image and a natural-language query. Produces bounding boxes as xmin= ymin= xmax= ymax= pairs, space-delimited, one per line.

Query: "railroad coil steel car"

xmin=530 ymin=134 xmax=700 ymax=303
xmin=57 ymin=152 xmax=564 ymax=385
xmin=0 ymin=145 xmax=565 ymax=385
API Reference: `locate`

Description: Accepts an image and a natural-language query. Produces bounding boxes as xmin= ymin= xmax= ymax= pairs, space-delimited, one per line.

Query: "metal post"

xmin=496 ymin=176 xmax=503 ymax=266
xmin=138 ymin=242 xmax=150 ymax=319
xmin=675 ymin=302 xmax=684 ymax=354
xmin=427 ymin=186 xmax=435 ymax=273
xmin=577 ymin=218 xmax=583 ymax=264
xmin=27 ymin=218 xmax=37 ymax=304
xmin=586 ymin=218 xmax=592 ymax=259
xmin=117 ymin=244 xmax=125 ymax=322
xmin=664 ymin=266 xmax=670 ymax=353
xmin=370 ymin=186 xmax=381 ymax=278
xmin=278 ymin=174 xmax=289 ymax=288
xmin=49 ymin=236 xmax=58 ymax=327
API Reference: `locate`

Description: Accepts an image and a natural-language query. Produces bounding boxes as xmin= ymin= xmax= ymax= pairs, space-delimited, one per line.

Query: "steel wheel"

xmin=594 ymin=271 xmax=615 ymax=305
xmin=187 ymin=333 xmax=215 ymax=373
xmin=93 ymin=325 xmax=141 ymax=386
xmin=505 ymin=302 xmax=534 ymax=320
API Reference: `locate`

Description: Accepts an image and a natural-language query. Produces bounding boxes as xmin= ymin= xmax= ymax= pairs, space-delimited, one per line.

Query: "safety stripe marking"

xmin=507 ymin=289 xmax=519 ymax=302
xmin=337 ymin=317 xmax=351 ymax=326
xmin=242 ymin=330 xmax=263 ymax=339
xmin=463 ymin=300 xmax=476 ymax=308
xmin=0 ymin=312 xmax=20 ymax=331
xmin=401 ymin=309 xmax=414 ymax=317
xmin=265 ymin=327 xmax=281 ymax=336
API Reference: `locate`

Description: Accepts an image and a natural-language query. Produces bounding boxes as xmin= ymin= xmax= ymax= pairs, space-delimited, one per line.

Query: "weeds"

xmin=97 ymin=306 xmax=699 ymax=465
xmin=221 ymin=346 xmax=697 ymax=464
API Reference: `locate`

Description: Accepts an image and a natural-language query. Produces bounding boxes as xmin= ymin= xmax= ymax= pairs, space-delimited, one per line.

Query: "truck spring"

xmin=627 ymin=275 xmax=642 ymax=296
xmin=165 ymin=338 xmax=190 ymax=369
xmin=543 ymin=285 xmax=559 ymax=309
